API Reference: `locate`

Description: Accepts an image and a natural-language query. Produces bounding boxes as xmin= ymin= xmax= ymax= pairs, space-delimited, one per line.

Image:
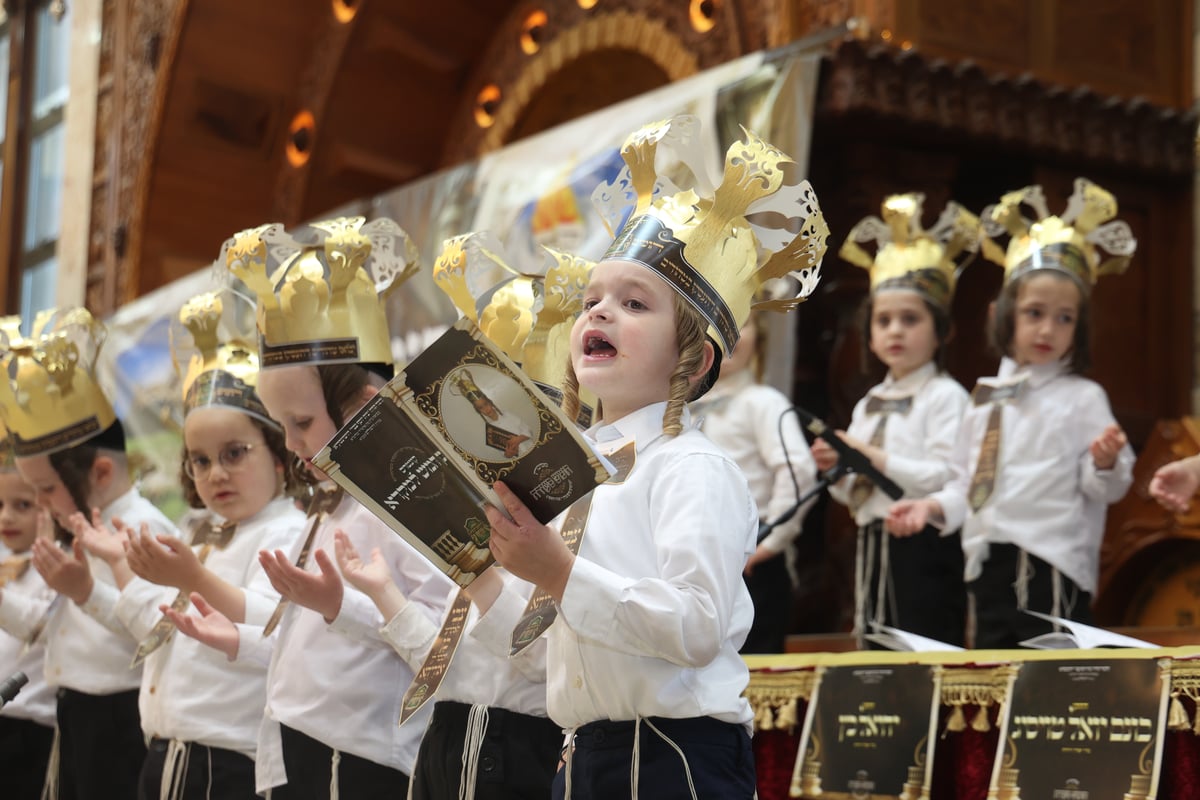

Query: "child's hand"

xmin=333 ymin=531 xmax=388 ymax=594
xmin=743 ymin=544 xmax=779 ymax=577
xmin=1090 ymin=424 xmax=1127 ymax=471
xmin=811 ymin=439 xmax=839 ymax=472
xmin=31 ymin=537 xmax=93 ymax=605
xmin=163 ymin=592 xmax=239 ymax=660
xmin=1149 ymin=455 xmax=1200 ymax=514
xmin=126 ymin=525 xmax=200 ymax=591
xmin=35 ymin=509 xmax=55 ymax=542
xmin=70 ymin=509 xmax=127 ymax=566
xmin=485 ymin=481 xmax=574 ymax=602
xmin=259 ymin=547 xmax=344 ymax=623
xmin=886 ymin=499 xmax=933 ymax=538
xmin=837 ymin=431 xmax=887 ymax=472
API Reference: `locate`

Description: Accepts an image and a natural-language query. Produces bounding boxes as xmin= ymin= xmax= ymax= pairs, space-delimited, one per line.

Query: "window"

xmin=0 ymin=0 xmax=71 ymax=330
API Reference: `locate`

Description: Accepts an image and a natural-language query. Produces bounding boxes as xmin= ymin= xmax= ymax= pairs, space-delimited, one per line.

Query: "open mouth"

xmin=584 ymin=332 xmax=617 ymax=358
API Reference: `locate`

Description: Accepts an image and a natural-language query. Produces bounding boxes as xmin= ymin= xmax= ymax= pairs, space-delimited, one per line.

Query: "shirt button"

xmin=573 ymin=675 xmax=582 ymax=689
xmin=481 ymin=756 xmax=496 ymax=772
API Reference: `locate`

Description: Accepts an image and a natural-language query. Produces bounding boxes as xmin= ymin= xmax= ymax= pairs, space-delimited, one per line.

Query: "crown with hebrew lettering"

xmin=222 ymin=216 xmax=420 ymax=368
xmin=591 ymin=115 xmax=828 ymax=355
xmin=840 ymin=194 xmax=982 ymax=311
xmin=169 ymin=289 xmax=275 ymax=425
xmin=980 ymin=178 xmax=1137 ymax=290
xmin=433 ymin=231 xmax=598 ymax=418
xmin=0 ymin=308 xmax=117 ymax=456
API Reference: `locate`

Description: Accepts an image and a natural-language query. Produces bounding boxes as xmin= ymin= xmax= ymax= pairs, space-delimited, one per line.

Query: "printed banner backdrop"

xmin=792 ymin=663 xmax=942 ymax=799
xmin=993 ymin=658 xmax=1168 ymax=799
xmin=99 ymin=48 xmax=820 ymax=517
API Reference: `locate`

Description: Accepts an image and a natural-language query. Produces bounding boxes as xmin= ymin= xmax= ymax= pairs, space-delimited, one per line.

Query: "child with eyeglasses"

xmin=73 ymin=290 xmax=310 ymax=799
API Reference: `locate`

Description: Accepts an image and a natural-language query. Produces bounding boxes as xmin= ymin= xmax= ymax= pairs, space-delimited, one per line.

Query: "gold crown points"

xmin=432 ymin=232 xmax=594 ymax=388
xmin=592 ymin=115 xmax=827 ymax=353
xmin=171 ymin=289 xmax=265 ymax=411
xmin=222 ymin=217 xmax=421 ymax=367
xmin=448 ymin=368 xmax=486 ymax=404
xmin=980 ymin=178 xmax=1137 ymax=287
xmin=840 ymin=193 xmax=982 ymax=309
xmin=0 ymin=307 xmax=116 ymax=456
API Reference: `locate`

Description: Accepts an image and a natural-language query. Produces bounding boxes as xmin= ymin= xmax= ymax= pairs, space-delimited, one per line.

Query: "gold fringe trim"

xmin=743 ymin=669 xmax=815 ymax=733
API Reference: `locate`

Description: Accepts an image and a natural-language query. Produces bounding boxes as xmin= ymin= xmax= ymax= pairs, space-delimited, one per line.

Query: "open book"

xmin=313 ymin=318 xmax=611 ymax=587
xmin=863 ymin=622 xmax=965 ymax=652
xmin=1018 ymin=611 xmax=1158 ymax=649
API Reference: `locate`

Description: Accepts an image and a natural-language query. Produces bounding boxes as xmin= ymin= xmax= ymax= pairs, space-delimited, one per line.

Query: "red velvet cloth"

xmin=754 ymin=726 xmax=803 ymax=800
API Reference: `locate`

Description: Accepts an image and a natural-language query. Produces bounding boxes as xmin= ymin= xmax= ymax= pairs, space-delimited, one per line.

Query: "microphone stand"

xmin=757 ymin=463 xmax=851 ymax=543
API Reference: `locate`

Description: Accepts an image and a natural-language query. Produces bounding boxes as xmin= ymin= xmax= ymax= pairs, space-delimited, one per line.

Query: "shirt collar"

xmin=587 ymin=401 xmax=682 ymax=454
xmin=101 ymin=487 xmax=140 ymax=524
xmin=996 ymin=355 xmax=1069 ymax=388
xmin=872 ymin=361 xmax=937 ymax=398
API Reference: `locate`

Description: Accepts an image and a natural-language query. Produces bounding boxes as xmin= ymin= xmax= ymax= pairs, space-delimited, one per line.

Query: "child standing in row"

xmin=0 ymin=442 xmax=57 ymax=800
xmin=888 ymin=179 xmax=1136 ymax=648
xmin=225 ymin=217 xmax=455 ymax=798
xmin=475 ymin=116 xmax=828 ymax=799
xmin=813 ymin=194 xmax=977 ymax=647
xmin=74 ymin=289 xmax=308 ymax=799
xmin=0 ymin=308 xmax=178 ymax=799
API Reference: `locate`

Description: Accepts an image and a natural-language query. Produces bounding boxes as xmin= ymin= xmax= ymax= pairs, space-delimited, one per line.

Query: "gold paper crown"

xmin=0 ymin=308 xmax=117 ymax=456
xmin=980 ymin=178 xmax=1137 ymax=289
xmin=170 ymin=289 xmax=275 ymax=424
xmin=222 ymin=216 xmax=420 ymax=368
xmin=434 ymin=232 xmax=596 ymax=414
xmin=840 ymin=193 xmax=982 ymax=310
xmin=592 ymin=115 xmax=828 ymax=354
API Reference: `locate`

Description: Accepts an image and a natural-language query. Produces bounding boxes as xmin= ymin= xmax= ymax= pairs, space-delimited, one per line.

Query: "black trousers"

xmin=553 ymin=716 xmax=755 ymax=800
xmin=969 ymin=542 xmax=1093 ymax=650
xmin=0 ymin=715 xmax=54 ymax=800
xmin=860 ymin=522 xmax=967 ymax=647
xmin=411 ymin=700 xmax=561 ymax=800
xmin=279 ymin=723 xmax=409 ymax=800
xmin=139 ymin=737 xmax=259 ymax=800
xmin=57 ymin=687 xmax=146 ymax=800
xmin=740 ymin=552 xmax=792 ymax=654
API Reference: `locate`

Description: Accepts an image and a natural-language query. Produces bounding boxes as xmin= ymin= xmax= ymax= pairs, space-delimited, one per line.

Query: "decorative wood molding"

xmin=817 ymin=38 xmax=1198 ymax=179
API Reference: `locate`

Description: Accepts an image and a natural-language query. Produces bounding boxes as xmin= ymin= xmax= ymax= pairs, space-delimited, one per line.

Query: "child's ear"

xmin=89 ymin=454 xmax=115 ymax=493
xmin=688 ymin=339 xmax=716 ymax=387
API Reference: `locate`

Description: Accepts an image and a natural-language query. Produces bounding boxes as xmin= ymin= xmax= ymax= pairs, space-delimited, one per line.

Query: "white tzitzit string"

xmin=329 ymin=750 xmax=341 ymax=800
xmin=459 ymin=704 xmax=490 ymax=799
xmin=161 ymin=739 xmax=191 ymax=800
xmin=631 ymin=717 xmax=698 ymax=800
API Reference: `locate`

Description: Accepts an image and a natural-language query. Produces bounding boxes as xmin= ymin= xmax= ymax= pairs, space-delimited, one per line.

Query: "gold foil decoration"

xmin=840 ymin=193 xmax=983 ymax=310
xmin=981 ymin=178 xmax=1137 ymax=290
xmin=0 ymin=308 xmax=117 ymax=456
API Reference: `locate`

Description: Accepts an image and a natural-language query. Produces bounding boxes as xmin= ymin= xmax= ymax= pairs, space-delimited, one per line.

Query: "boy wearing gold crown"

xmin=888 ymin=180 xmax=1135 ymax=649
xmin=0 ymin=434 xmax=58 ymax=800
xmin=67 ymin=288 xmax=309 ymax=799
xmin=214 ymin=217 xmax=455 ymax=798
xmin=330 ymin=233 xmax=582 ymax=800
xmin=811 ymin=194 xmax=977 ymax=648
xmin=475 ymin=116 xmax=827 ymax=799
xmin=0 ymin=308 xmax=178 ymax=799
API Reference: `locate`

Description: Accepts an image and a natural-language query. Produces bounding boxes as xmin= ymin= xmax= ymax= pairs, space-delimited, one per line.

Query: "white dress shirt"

xmin=697 ymin=370 xmax=818 ymax=554
xmin=930 ymin=357 xmax=1134 ymax=593
xmin=382 ymin=570 xmax=547 ymax=715
xmin=114 ymin=496 xmax=306 ymax=758
xmin=0 ymin=555 xmax=57 ymax=727
xmin=253 ymin=493 xmax=454 ymax=788
xmin=830 ymin=362 xmax=970 ymax=525
xmin=473 ymin=402 xmax=757 ymax=732
xmin=0 ymin=488 xmax=176 ymax=694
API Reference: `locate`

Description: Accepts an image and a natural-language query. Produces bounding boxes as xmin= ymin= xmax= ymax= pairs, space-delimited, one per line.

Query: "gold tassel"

xmin=1192 ymin=698 xmax=1200 ymax=736
xmin=1168 ymin=693 xmax=1190 ymax=731
xmin=775 ymin=696 xmax=799 ymax=732
xmin=944 ymin=702 xmax=966 ymax=734
xmin=970 ymin=704 xmax=991 ymax=732
xmin=755 ymin=701 xmax=775 ymax=732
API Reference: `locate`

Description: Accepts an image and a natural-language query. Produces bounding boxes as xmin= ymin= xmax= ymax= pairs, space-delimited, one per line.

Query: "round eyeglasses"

xmin=184 ymin=442 xmax=259 ymax=481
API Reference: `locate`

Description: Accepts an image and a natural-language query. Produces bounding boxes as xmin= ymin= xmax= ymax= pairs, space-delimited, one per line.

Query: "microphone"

xmin=792 ymin=406 xmax=905 ymax=501
xmin=0 ymin=671 xmax=27 ymax=709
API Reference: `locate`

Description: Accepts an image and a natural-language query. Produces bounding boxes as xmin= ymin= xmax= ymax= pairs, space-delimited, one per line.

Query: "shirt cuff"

xmin=379 ymin=603 xmax=438 ymax=665
xmin=469 ymin=582 xmax=527 ymax=659
xmin=233 ymin=622 xmax=273 ymax=667
xmin=559 ymin=556 xmax=633 ymax=643
xmin=81 ymin=579 xmax=128 ymax=636
xmin=327 ymin=586 xmax=385 ymax=644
